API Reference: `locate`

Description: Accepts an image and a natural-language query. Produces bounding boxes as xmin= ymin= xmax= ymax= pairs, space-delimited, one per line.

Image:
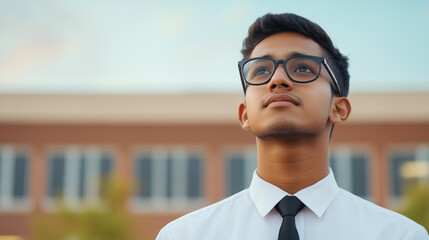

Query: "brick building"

xmin=0 ymin=93 xmax=428 ymax=239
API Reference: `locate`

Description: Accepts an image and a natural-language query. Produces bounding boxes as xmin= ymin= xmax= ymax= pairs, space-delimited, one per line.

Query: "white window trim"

xmin=389 ymin=144 xmax=429 ymax=206
xmin=225 ymin=146 xmax=257 ymax=197
xmin=331 ymin=147 xmax=353 ymax=192
xmin=0 ymin=145 xmax=30 ymax=212
xmin=130 ymin=146 xmax=205 ymax=213
xmin=43 ymin=146 xmax=113 ymax=211
xmin=329 ymin=145 xmax=371 ymax=200
xmin=243 ymin=147 xmax=257 ymax=187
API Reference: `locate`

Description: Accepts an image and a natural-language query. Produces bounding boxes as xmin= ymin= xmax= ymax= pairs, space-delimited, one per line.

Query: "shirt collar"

xmin=249 ymin=168 xmax=339 ymax=218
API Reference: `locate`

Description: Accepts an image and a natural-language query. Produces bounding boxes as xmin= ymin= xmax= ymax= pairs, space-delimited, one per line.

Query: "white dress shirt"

xmin=156 ymin=170 xmax=429 ymax=240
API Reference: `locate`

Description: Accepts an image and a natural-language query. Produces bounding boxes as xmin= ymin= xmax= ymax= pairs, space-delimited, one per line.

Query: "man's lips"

xmin=263 ymin=94 xmax=299 ymax=107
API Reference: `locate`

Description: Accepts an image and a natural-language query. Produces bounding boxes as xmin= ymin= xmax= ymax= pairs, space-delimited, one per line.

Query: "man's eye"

xmin=295 ymin=65 xmax=313 ymax=73
xmin=255 ymin=68 xmax=271 ymax=76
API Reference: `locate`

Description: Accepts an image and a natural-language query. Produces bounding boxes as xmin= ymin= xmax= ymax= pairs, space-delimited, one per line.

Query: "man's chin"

xmin=254 ymin=124 xmax=323 ymax=141
xmin=258 ymin=130 xmax=318 ymax=141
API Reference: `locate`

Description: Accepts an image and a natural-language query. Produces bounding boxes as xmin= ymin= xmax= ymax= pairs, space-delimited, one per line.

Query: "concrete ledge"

xmin=0 ymin=93 xmax=428 ymax=124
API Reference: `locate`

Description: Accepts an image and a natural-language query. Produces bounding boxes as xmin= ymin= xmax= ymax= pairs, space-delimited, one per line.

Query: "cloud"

xmin=0 ymin=33 xmax=87 ymax=82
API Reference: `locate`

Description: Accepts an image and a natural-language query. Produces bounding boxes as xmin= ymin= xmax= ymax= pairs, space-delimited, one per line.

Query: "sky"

xmin=0 ymin=0 xmax=428 ymax=94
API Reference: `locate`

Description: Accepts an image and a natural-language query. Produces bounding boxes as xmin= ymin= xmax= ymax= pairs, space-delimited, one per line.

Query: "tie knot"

xmin=275 ymin=196 xmax=305 ymax=217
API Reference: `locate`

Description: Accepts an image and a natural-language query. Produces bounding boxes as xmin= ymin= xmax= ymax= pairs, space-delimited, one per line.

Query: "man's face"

xmin=239 ymin=32 xmax=336 ymax=139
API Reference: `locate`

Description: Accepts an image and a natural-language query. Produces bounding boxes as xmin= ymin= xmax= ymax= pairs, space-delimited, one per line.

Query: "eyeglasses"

xmin=238 ymin=54 xmax=342 ymax=97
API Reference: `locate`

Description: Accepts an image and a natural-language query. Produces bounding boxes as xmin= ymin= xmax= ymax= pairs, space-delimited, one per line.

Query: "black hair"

xmin=241 ymin=13 xmax=350 ymax=97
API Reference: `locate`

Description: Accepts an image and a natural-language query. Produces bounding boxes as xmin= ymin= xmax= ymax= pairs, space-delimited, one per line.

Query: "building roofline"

xmin=0 ymin=92 xmax=428 ymax=124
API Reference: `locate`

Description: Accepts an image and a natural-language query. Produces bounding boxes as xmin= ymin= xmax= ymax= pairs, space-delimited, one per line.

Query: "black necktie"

xmin=275 ymin=196 xmax=305 ymax=240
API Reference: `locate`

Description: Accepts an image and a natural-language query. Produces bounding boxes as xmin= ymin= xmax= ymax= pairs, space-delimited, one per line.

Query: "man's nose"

xmin=267 ymin=63 xmax=294 ymax=91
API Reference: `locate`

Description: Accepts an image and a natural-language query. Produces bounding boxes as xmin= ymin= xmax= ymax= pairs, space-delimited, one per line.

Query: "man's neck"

xmin=256 ymin=135 xmax=330 ymax=195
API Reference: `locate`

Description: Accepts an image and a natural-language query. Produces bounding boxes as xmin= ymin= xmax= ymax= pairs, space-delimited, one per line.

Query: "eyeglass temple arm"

xmin=323 ymin=59 xmax=342 ymax=97
xmin=238 ymin=64 xmax=248 ymax=93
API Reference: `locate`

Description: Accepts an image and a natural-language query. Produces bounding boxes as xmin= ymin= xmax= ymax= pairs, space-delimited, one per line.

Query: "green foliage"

xmin=33 ymin=179 xmax=144 ymax=240
xmin=398 ymin=181 xmax=429 ymax=232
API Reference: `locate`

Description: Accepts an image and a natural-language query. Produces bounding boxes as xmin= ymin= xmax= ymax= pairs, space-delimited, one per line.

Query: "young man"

xmin=156 ymin=13 xmax=429 ymax=240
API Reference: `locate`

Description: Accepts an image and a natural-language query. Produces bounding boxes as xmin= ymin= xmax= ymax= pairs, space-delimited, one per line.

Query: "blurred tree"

xmin=33 ymin=178 xmax=146 ymax=240
xmin=398 ymin=181 xmax=429 ymax=233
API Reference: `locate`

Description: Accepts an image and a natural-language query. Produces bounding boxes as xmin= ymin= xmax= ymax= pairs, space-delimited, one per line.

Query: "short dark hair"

xmin=241 ymin=13 xmax=350 ymax=97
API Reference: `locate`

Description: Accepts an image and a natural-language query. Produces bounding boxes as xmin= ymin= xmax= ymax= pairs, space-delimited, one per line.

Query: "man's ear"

xmin=329 ymin=97 xmax=351 ymax=123
xmin=238 ymin=102 xmax=250 ymax=130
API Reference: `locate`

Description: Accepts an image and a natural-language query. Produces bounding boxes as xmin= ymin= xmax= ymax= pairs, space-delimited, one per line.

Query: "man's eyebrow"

xmin=289 ymin=51 xmax=310 ymax=57
xmin=259 ymin=51 xmax=312 ymax=59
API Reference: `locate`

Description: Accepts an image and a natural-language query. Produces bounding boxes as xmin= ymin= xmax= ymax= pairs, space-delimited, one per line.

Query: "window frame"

xmin=0 ymin=145 xmax=31 ymax=212
xmin=44 ymin=145 xmax=115 ymax=210
xmin=224 ymin=146 xmax=257 ymax=197
xmin=388 ymin=143 xmax=429 ymax=206
xmin=131 ymin=145 xmax=206 ymax=212
xmin=329 ymin=145 xmax=372 ymax=200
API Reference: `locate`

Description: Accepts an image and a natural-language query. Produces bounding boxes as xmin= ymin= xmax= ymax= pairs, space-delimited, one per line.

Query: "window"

xmin=46 ymin=146 xmax=114 ymax=208
xmin=225 ymin=147 xmax=257 ymax=196
xmin=133 ymin=147 xmax=204 ymax=210
xmin=329 ymin=146 xmax=370 ymax=199
xmin=0 ymin=145 xmax=30 ymax=211
xmin=389 ymin=145 xmax=429 ymax=201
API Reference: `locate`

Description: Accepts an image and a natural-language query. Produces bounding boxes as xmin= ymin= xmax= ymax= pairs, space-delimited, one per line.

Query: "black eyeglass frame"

xmin=238 ymin=54 xmax=342 ymax=97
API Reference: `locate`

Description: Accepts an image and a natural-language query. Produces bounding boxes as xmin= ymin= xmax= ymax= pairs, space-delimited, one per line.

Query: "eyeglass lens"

xmin=242 ymin=57 xmax=321 ymax=84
